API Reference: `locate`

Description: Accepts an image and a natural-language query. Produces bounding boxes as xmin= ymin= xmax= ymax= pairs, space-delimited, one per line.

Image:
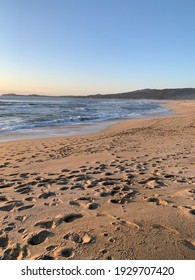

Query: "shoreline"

xmin=0 ymin=100 xmax=184 ymax=144
xmin=0 ymin=100 xmax=171 ymax=143
xmin=0 ymin=100 xmax=195 ymax=260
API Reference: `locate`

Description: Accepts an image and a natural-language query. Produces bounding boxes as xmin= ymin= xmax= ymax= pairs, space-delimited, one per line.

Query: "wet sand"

xmin=0 ymin=100 xmax=195 ymax=260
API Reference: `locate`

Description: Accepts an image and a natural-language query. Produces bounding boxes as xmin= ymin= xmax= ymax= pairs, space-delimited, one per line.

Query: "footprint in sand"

xmin=98 ymin=248 xmax=109 ymax=258
xmin=145 ymin=179 xmax=167 ymax=189
xmin=64 ymin=232 xmax=82 ymax=243
xmin=0 ymin=234 xmax=9 ymax=248
xmin=34 ymin=220 xmax=54 ymax=229
xmin=46 ymin=245 xmax=57 ymax=251
xmin=0 ymin=201 xmax=23 ymax=212
xmin=59 ymin=186 xmax=69 ymax=191
xmin=64 ymin=232 xmax=93 ymax=244
xmin=19 ymin=173 xmax=30 ymax=179
xmin=61 ymin=169 xmax=71 ymax=173
xmin=69 ymin=196 xmax=99 ymax=210
xmin=146 ymin=197 xmax=160 ymax=204
xmin=38 ymin=191 xmax=56 ymax=199
xmin=54 ymin=247 xmax=74 ymax=259
xmin=164 ymin=174 xmax=175 ymax=179
xmin=70 ymin=184 xmax=85 ymax=190
xmin=110 ymin=197 xmax=127 ymax=204
xmin=55 ymin=213 xmax=83 ymax=225
xmin=63 ymin=213 xmax=83 ymax=223
xmin=145 ymin=197 xmax=169 ymax=206
xmin=109 ymin=190 xmax=137 ymax=205
xmin=18 ymin=204 xmax=34 ymax=212
xmin=35 ymin=254 xmax=54 ymax=260
xmin=15 ymin=215 xmax=26 ymax=222
xmin=27 ymin=230 xmax=53 ymax=246
xmin=188 ymin=189 xmax=195 ymax=194
xmin=25 ymin=197 xmax=36 ymax=202
xmin=4 ymin=222 xmax=16 ymax=232
xmin=69 ymin=200 xmax=80 ymax=206
xmin=18 ymin=228 xmax=26 ymax=233
xmin=189 ymin=209 xmax=195 ymax=216
xmin=1 ymin=244 xmax=28 ymax=260
xmin=87 ymin=202 xmax=99 ymax=210
xmin=15 ymin=184 xmax=33 ymax=195
xmin=188 ymin=189 xmax=195 ymax=200
xmin=0 ymin=196 xmax=8 ymax=203
xmin=0 ymin=183 xmax=15 ymax=189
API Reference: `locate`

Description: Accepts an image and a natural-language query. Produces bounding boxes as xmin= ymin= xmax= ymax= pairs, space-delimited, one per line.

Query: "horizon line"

xmin=1 ymin=87 xmax=195 ymax=97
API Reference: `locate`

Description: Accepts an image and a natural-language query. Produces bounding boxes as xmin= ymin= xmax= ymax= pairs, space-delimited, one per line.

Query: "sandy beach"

xmin=0 ymin=100 xmax=195 ymax=260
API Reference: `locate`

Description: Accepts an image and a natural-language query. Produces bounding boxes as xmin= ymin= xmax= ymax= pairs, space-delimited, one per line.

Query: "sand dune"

xmin=0 ymin=101 xmax=195 ymax=260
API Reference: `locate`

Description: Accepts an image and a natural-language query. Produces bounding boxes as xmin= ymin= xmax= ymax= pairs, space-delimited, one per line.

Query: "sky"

xmin=1 ymin=0 xmax=195 ymax=96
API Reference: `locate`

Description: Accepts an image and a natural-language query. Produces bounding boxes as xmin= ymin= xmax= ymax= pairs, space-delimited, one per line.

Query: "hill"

xmin=2 ymin=88 xmax=195 ymax=100
xmin=87 ymin=88 xmax=195 ymax=100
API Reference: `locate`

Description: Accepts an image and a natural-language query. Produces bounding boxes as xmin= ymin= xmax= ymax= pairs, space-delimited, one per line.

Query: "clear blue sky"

xmin=1 ymin=0 xmax=195 ymax=95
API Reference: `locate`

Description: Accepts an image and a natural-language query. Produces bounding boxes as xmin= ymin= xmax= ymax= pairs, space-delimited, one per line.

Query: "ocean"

xmin=0 ymin=96 xmax=170 ymax=140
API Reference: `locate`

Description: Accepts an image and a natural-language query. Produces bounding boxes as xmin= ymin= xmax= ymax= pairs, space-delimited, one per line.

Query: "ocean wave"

xmin=0 ymin=97 xmax=170 ymax=133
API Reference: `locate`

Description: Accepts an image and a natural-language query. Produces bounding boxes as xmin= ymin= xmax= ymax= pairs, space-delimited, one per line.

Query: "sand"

xmin=0 ymin=100 xmax=195 ymax=260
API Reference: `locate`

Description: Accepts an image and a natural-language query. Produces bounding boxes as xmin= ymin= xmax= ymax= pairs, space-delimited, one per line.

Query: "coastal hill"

xmin=2 ymin=88 xmax=195 ymax=100
xmin=87 ymin=88 xmax=195 ymax=100
xmin=1 ymin=93 xmax=49 ymax=97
